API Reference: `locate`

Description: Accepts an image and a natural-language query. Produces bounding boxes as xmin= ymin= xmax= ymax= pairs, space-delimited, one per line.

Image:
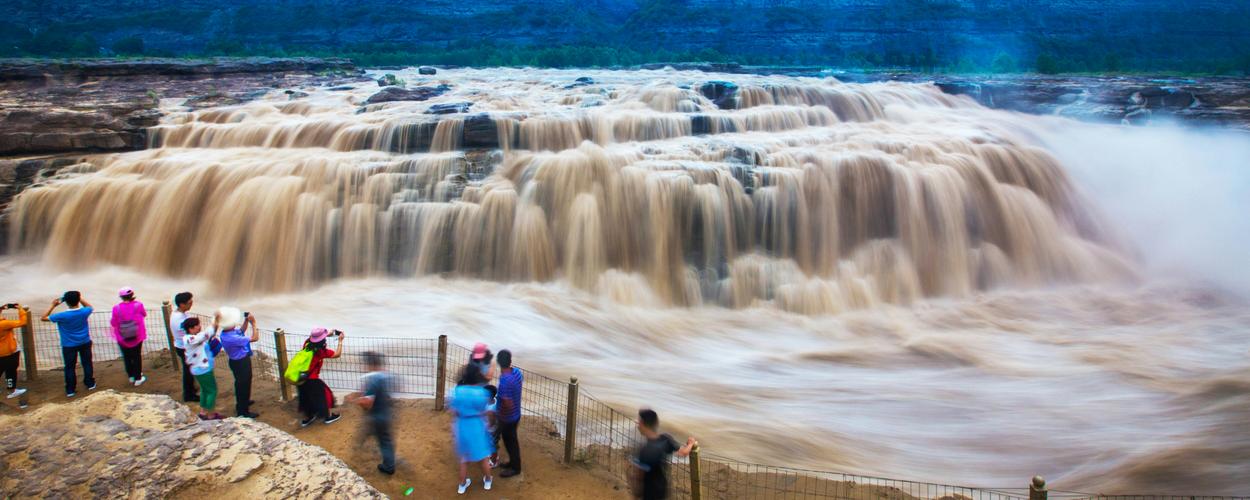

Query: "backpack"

xmin=284 ymin=348 xmax=314 ymax=385
xmin=118 ymin=319 xmax=140 ymax=340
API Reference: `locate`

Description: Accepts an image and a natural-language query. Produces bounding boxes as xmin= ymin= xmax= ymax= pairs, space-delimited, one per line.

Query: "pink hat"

xmin=472 ymin=342 xmax=489 ymax=360
xmin=309 ymin=327 xmax=329 ymax=343
xmin=118 ymin=287 xmax=135 ymax=298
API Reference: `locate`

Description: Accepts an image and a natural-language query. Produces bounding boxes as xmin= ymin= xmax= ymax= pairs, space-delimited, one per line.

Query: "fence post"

xmin=19 ymin=307 xmax=36 ymax=381
xmin=1030 ymin=476 xmax=1047 ymax=500
xmin=160 ymin=301 xmax=179 ymax=371
xmin=434 ymin=335 xmax=448 ymax=411
xmin=564 ymin=376 xmax=579 ymax=464
xmin=274 ymin=329 xmax=292 ymax=402
xmin=690 ymin=444 xmax=703 ymax=500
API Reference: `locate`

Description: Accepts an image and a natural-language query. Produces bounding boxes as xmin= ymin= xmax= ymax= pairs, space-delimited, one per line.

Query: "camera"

xmin=332 ymin=329 xmax=343 ymax=337
xmin=2 ymin=303 xmax=17 ymax=309
xmin=244 ymin=311 xmax=250 ymax=319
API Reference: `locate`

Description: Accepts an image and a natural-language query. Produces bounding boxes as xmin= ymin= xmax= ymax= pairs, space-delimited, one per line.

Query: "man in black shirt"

xmin=631 ymin=408 xmax=697 ymax=500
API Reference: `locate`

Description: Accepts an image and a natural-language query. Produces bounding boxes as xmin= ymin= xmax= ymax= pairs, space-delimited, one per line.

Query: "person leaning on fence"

xmin=169 ymin=292 xmax=199 ymax=402
xmin=345 ymin=351 xmax=395 ymax=475
xmin=450 ymin=363 xmax=494 ymax=495
xmin=181 ymin=316 xmax=224 ymax=420
xmin=42 ymin=291 xmax=95 ymax=398
xmin=298 ymin=327 xmax=343 ymax=427
xmin=495 ymin=349 xmax=523 ymax=478
xmin=218 ymin=307 xmax=260 ymax=419
xmin=110 ymin=287 xmax=148 ymax=387
xmin=631 ymin=408 xmax=697 ymax=500
xmin=0 ymin=302 xmax=30 ymax=404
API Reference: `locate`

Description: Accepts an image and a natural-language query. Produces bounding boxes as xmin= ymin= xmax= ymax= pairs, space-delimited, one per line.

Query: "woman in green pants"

xmin=181 ymin=316 xmax=223 ymax=420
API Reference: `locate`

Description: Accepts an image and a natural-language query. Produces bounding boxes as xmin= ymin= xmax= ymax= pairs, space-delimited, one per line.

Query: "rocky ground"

xmin=0 ymin=354 xmax=630 ymax=499
xmin=0 ymin=57 xmax=364 ymax=156
xmin=0 ymin=390 xmax=384 ymax=499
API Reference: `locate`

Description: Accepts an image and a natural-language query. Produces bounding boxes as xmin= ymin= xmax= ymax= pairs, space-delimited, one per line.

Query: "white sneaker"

xmin=134 ymin=375 xmax=147 ymax=387
xmin=6 ymin=388 xmax=25 ymax=399
xmin=87 ymin=384 xmax=97 ymax=390
xmin=67 ymin=392 xmax=76 ymax=398
xmin=458 ymin=478 xmax=470 ymax=495
xmin=483 ymin=476 xmax=493 ymax=491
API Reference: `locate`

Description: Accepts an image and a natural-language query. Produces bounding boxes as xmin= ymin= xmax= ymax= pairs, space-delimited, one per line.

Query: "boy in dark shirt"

xmin=347 ymin=351 xmax=395 ymax=475
xmin=631 ymin=408 xmax=696 ymax=500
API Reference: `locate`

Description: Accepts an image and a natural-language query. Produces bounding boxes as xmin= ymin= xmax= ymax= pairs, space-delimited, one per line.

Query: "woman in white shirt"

xmin=181 ymin=316 xmax=222 ymax=421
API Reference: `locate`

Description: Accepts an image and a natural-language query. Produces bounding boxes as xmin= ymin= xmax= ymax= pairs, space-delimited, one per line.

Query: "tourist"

xmin=345 ymin=351 xmax=395 ymax=475
xmin=0 ymin=302 xmax=30 ymax=404
xmin=450 ymin=363 xmax=493 ymax=495
xmin=181 ymin=316 xmax=223 ymax=420
xmin=470 ymin=342 xmax=497 ymax=380
xmin=495 ymin=349 xmax=523 ymax=477
xmin=110 ymin=287 xmax=148 ymax=386
xmin=298 ymin=327 xmax=343 ymax=427
xmin=42 ymin=291 xmax=95 ymax=397
xmin=483 ymin=384 xmax=499 ymax=467
xmin=169 ymin=292 xmax=199 ymax=402
xmin=218 ymin=307 xmax=260 ymax=418
xmin=630 ymin=409 xmax=697 ymax=500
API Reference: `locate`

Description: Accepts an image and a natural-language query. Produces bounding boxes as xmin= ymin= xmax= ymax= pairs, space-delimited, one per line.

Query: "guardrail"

xmin=7 ymin=305 xmax=1246 ymax=500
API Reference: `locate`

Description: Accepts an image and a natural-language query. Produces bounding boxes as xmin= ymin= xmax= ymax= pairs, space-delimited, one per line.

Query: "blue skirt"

xmin=454 ymin=414 xmax=493 ymax=462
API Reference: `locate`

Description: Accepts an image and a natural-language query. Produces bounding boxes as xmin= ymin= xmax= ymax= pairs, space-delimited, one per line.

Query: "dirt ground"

xmin=1 ymin=350 xmax=632 ymax=499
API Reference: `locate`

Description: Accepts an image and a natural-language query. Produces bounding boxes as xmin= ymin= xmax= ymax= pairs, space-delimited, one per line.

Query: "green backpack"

xmin=284 ymin=348 xmax=314 ymax=385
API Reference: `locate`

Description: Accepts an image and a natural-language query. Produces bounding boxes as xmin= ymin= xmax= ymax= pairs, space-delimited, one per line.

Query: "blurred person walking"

xmin=346 ymin=351 xmax=395 ymax=474
xmin=42 ymin=291 xmax=95 ymax=397
xmin=168 ymin=292 xmax=199 ymax=402
xmin=630 ymin=408 xmax=697 ymax=500
xmin=298 ymin=327 xmax=344 ymax=427
xmin=181 ymin=316 xmax=223 ymax=420
xmin=218 ymin=307 xmax=260 ymax=418
xmin=495 ymin=349 xmax=523 ymax=477
xmin=0 ymin=302 xmax=30 ymax=404
xmin=110 ymin=287 xmax=148 ymax=386
xmin=450 ymin=364 xmax=494 ymax=494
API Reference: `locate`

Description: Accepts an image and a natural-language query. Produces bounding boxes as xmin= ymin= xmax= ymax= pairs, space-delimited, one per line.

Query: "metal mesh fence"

xmin=13 ymin=308 xmax=1249 ymax=500
xmin=19 ymin=306 xmax=172 ymax=370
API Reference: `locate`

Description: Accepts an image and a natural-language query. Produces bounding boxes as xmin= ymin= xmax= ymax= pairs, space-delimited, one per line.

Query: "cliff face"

xmin=4 ymin=0 xmax=1248 ymax=68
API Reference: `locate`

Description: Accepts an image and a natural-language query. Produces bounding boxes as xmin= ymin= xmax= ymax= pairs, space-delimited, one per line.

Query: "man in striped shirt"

xmin=496 ymin=349 xmax=523 ymax=477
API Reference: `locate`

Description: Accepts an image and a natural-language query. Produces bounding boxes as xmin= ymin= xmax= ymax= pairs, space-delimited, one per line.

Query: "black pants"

xmin=298 ymin=379 xmax=332 ymax=419
xmin=174 ymin=347 xmax=198 ymax=401
xmin=228 ymin=355 xmax=253 ymax=415
xmin=120 ymin=342 xmax=143 ymax=380
xmin=499 ymin=418 xmax=522 ymax=472
xmin=61 ymin=343 xmax=95 ymax=394
xmin=0 ymin=352 xmax=19 ymax=390
xmin=371 ymin=418 xmax=396 ymax=471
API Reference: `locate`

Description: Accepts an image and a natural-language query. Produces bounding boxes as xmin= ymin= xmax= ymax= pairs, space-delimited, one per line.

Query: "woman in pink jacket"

xmin=111 ymin=287 xmax=148 ymax=386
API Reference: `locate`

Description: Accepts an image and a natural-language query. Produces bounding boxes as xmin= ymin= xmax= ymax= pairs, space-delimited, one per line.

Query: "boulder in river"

xmin=418 ymin=66 xmax=438 ymax=75
xmin=426 ymin=102 xmax=472 ymax=115
xmin=364 ymin=84 xmax=451 ymax=105
xmin=699 ymin=81 xmax=739 ymax=110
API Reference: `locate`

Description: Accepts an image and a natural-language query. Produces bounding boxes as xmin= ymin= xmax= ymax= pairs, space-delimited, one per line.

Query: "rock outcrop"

xmin=0 ymin=391 xmax=383 ymax=499
xmin=0 ymin=58 xmax=362 ymax=156
xmin=363 ymin=84 xmax=451 ymax=105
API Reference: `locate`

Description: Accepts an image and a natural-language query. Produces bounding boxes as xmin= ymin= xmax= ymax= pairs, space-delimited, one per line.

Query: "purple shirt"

xmin=219 ymin=328 xmax=252 ymax=360
xmin=498 ymin=368 xmax=523 ymax=423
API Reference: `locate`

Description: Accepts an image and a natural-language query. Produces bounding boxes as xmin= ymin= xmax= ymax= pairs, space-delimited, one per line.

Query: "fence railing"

xmin=7 ymin=305 xmax=1247 ymax=500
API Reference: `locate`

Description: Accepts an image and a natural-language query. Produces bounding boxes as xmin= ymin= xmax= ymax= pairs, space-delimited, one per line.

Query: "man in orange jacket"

xmin=0 ymin=303 xmax=29 ymax=405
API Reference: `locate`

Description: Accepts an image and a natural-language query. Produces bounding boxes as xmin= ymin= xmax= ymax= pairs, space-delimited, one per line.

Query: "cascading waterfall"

xmin=6 ymin=69 xmax=1134 ymax=310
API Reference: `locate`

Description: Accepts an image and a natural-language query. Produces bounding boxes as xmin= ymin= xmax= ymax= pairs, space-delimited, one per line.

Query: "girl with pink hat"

xmin=110 ymin=287 xmax=147 ymax=386
xmin=298 ymin=326 xmax=345 ymax=427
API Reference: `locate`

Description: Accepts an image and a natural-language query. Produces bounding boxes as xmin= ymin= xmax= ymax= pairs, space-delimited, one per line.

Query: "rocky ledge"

xmin=0 ymin=57 xmax=363 ymax=156
xmin=0 ymin=391 xmax=383 ymax=499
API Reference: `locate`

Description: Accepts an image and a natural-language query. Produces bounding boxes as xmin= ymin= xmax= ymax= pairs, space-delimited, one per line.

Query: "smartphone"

xmin=244 ymin=311 xmax=250 ymax=319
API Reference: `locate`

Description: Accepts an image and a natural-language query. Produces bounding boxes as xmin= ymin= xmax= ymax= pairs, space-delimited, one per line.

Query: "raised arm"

xmin=0 ymin=305 xmax=28 ymax=329
xmin=247 ymin=314 xmax=259 ymax=342
xmin=329 ymin=332 xmax=344 ymax=359
xmin=41 ymin=298 xmax=61 ymax=322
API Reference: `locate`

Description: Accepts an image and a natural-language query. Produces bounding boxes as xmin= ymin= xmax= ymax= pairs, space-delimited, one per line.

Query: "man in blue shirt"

xmin=347 ymin=351 xmax=395 ymax=475
xmin=41 ymin=291 xmax=95 ymax=397
xmin=218 ymin=308 xmax=259 ymax=418
xmin=496 ymin=349 xmax=524 ymax=478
